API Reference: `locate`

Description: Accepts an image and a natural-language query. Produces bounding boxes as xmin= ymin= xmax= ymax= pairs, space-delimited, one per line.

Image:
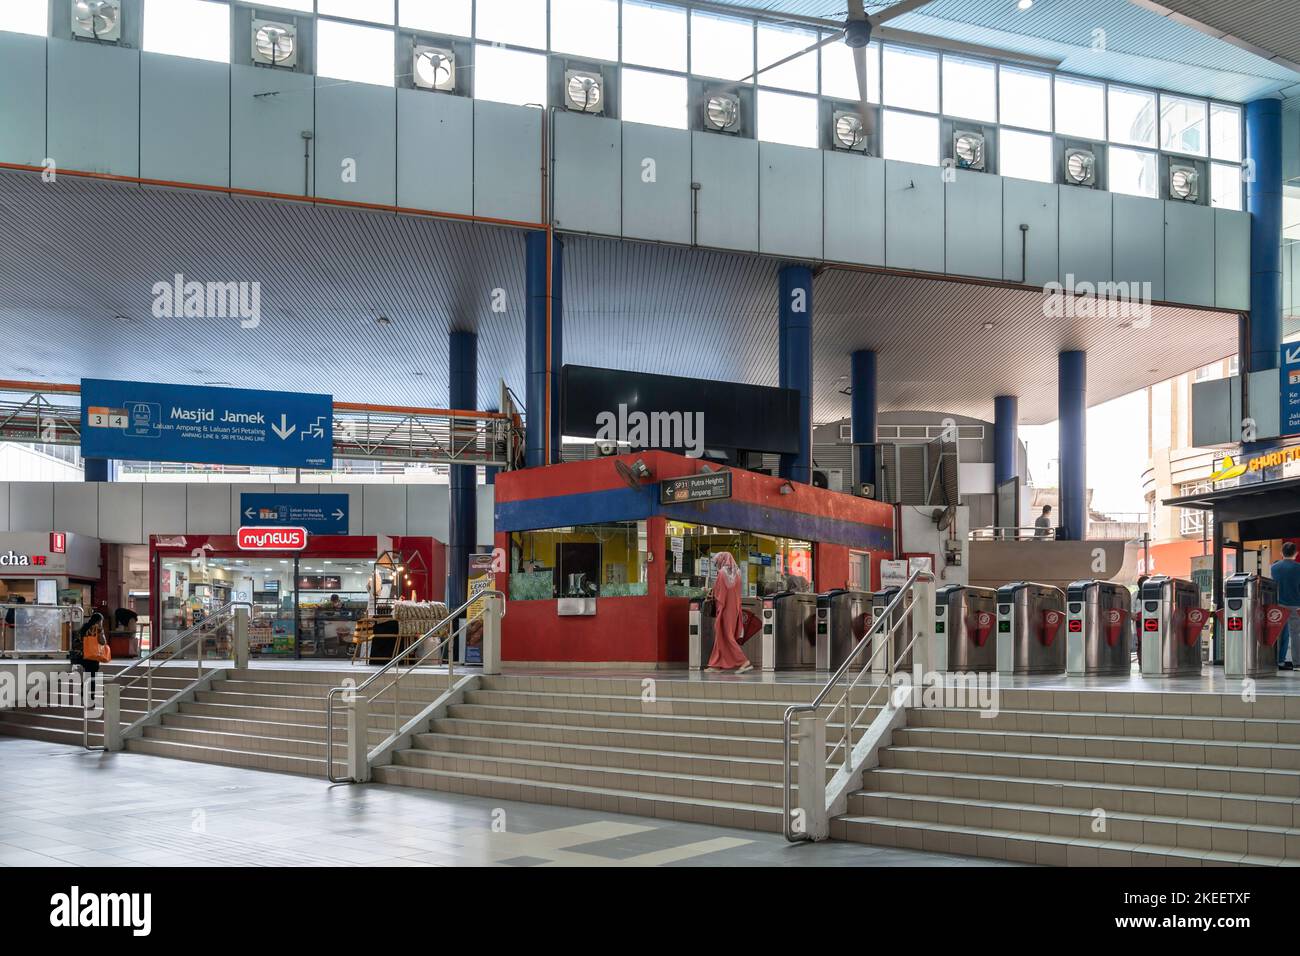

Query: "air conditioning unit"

xmin=72 ymin=0 xmax=121 ymax=42
xmin=564 ymin=70 xmax=604 ymax=114
xmin=413 ymin=45 xmax=456 ymax=92
xmin=952 ymin=130 xmax=986 ymax=171
xmin=832 ymin=110 xmax=867 ymax=152
xmin=252 ymin=19 xmax=298 ymax=68
xmin=702 ymin=92 xmax=742 ymax=134
xmin=1063 ymin=147 xmax=1097 ymax=187
xmin=594 ymin=440 xmax=619 ymax=457
xmin=1169 ymin=163 xmax=1200 ymax=202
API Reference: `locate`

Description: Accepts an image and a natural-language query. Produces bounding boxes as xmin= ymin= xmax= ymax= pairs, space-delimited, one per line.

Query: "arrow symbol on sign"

xmin=271 ymin=415 xmax=296 ymax=440
xmin=333 ymin=509 xmax=345 ymax=520
xmin=244 ymin=508 xmax=255 ymax=519
xmin=1286 ymin=345 xmax=1300 ymax=364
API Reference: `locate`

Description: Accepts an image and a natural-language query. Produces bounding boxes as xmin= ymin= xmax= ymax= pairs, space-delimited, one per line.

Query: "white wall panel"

xmin=945 ymin=170 xmax=1002 ymax=280
xmin=1215 ymin=208 xmax=1251 ymax=312
xmin=53 ymin=483 xmax=99 ymax=538
xmin=46 ymin=39 xmax=139 ymax=177
xmin=142 ymin=485 xmax=187 ymax=538
xmin=1164 ymin=201 xmax=1215 ymax=308
xmin=1002 ymin=178 xmax=1057 ymax=286
xmin=473 ymin=101 xmax=542 ymax=223
xmin=1111 ymin=194 xmax=1165 ymax=302
xmin=759 ymin=143 xmax=822 ymax=259
xmin=477 ymin=485 xmax=495 ymax=548
xmin=9 ymin=484 xmax=54 ymax=533
xmin=553 ymin=111 xmax=621 ymax=235
xmin=1058 ymin=186 xmax=1112 ymax=286
xmin=884 ymin=161 xmax=944 ymax=273
xmin=99 ymin=484 xmax=144 ymax=544
xmin=691 ymin=132 xmax=758 ymax=252
xmin=823 ymin=151 xmax=884 ymax=266
xmin=140 ymin=53 xmax=230 ymax=188
xmin=186 ymin=486 xmax=232 ymax=534
xmin=407 ymin=485 xmax=446 ymax=537
xmin=0 ymin=484 xmax=10 ymax=532
xmin=231 ymin=65 xmax=315 ymax=196
xmin=0 ymin=33 xmax=46 ymax=167
xmin=362 ymin=486 xmax=408 ymax=535
xmin=397 ymin=89 xmax=473 ymax=215
xmin=316 ymin=81 xmax=397 ymax=206
xmin=621 ymin=123 xmax=691 ymax=244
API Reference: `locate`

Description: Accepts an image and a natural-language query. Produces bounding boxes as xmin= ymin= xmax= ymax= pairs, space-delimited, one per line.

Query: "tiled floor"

xmin=0 ymin=737 xmax=1016 ymax=867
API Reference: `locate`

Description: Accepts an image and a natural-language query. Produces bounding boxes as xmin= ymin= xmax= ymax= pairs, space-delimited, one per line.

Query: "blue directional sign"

xmin=240 ymin=494 xmax=349 ymax=535
xmin=81 ymin=379 xmax=333 ymax=469
xmin=1282 ymin=345 xmax=1300 ymax=437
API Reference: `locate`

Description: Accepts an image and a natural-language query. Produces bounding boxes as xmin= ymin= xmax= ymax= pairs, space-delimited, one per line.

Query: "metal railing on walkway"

xmin=781 ymin=567 xmax=935 ymax=843
xmin=325 ymin=592 xmax=504 ymax=784
xmin=969 ymin=526 xmax=1058 ymax=541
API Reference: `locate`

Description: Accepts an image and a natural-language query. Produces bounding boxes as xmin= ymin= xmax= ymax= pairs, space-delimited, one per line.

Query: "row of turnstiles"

xmin=687 ymin=572 xmax=1285 ymax=679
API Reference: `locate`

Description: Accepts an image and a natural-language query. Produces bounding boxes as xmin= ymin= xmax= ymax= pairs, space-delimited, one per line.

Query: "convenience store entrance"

xmin=152 ymin=534 xmax=442 ymax=660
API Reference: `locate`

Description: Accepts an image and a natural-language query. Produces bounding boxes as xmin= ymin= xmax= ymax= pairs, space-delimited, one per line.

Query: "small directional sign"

xmin=240 ymin=493 xmax=349 ymax=535
xmin=1282 ymin=344 xmax=1300 ymax=437
xmin=81 ymin=379 xmax=333 ymax=469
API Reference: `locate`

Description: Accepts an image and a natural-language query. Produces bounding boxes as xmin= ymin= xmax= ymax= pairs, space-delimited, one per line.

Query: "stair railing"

xmin=325 ymin=591 xmax=505 ymax=783
xmin=781 ymin=568 xmax=935 ymax=842
xmin=83 ymin=601 xmax=250 ymax=751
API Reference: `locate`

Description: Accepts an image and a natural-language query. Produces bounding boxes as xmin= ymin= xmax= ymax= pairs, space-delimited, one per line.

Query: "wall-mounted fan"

xmin=72 ymin=0 xmax=121 ymax=42
xmin=252 ymin=19 xmax=298 ymax=69
xmin=413 ymin=45 xmax=456 ymax=91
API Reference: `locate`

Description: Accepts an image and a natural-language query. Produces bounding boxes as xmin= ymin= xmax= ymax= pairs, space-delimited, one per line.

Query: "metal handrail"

xmin=0 ymin=603 xmax=84 ymax=658
xmin=781 ymin=567 xmax=935 ymax=842
xmin=969 ymin=526 xmax=1057 ymax=541
xmin=82 ymin=601 xmax=250 ymax=751
xmin=325 ymin=591 xmax=505 ymax=783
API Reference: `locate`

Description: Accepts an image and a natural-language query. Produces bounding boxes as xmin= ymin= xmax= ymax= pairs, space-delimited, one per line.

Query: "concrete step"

xmin=124 ymin=736 xmax=327 ymax=775
xmin=478 ymin=674 xmax=824 ymax=704
xmin=911 ymin=706 xmax=1300 ymax=744
xmin=441 ymin=702 xmax=834 ymax=739
xmin=392 ymin=747 xmax=790 ymax=806
xmin=371 ymin=762 xmax=785 ymax=833
xmin=158 ymin=711 xmax=390 ymax=742
xmin=139 ymin=723 xmax=346 ymax=759
xmin=892 ymin=725 xmax=1300 ymax=770
xmin=461 ymin=687 xmax=813 ymax=719
xmin=878 ymin=744 xmax=1300 ymax=796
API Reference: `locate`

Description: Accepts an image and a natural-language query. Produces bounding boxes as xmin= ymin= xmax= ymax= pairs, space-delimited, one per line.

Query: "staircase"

xmin=832 ymin=687 xmax=1300 ymax=866
xmin=126 ymin=667 xmax=453 ymax=775
xmin=372 ymin=674 xmax=871 ymax=831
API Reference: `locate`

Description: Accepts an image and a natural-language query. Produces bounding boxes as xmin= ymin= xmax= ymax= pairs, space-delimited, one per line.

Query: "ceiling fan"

xmin=726 ymin=0 xmax=937 ymax=147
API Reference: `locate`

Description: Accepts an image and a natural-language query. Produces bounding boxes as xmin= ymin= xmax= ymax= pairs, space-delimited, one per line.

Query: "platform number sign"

xmin=87 ymin=406 xmax=129 ymax=429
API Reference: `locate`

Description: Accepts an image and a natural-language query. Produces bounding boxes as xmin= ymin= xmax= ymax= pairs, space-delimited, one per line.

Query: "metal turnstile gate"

xmin=1065 ymin=580 xmax=1133 ymax=676
xmin=1224 ymin=572 xmax=1284 ymax=678
xmin=934 ymin=584 xmax=997 ymax=672
xmin=1138 ymin=575 xmax=1206 ymax=677
xmin=759 ymin=592 xmax=818 ymax=671
xmin=815 ymin=589 xmax=872 ymax=671
xmin=688 ymin=596 xmax=765 ymax=670
xmin=995 ymin=582 xmax=1066 ymax=675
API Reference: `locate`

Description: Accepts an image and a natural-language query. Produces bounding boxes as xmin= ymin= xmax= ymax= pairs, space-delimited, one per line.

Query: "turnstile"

xmin=759 ymin=592 xmax=818 ymax=671
xmin=1224 ymin=572 xmax=1283 ymax=678
xmin=688 ymin=596 xmax=765 ymax=670
xmin=1138 ymin=576 xmax=1205 ymax=677
xmin=935 ymin=584 xmax=997 ymax=672
xmin=815 ymin=589 xmax=872 ymax=671
xmin=1065 ymin=580 xmax=1133 ymax=676
xmin=995 ymin=582 xmax=1066 ymax=675
xmin=870 ymin=587 xmax=914 ymax=675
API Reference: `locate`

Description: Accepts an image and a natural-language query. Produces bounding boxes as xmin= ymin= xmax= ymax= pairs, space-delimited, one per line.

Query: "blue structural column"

xmin=778 ymin=265 xmax=813 ymax=484
xmin=84 ymin=458 xmax=110 ymax=482
xmin=850 ymin=350 xmax=877 ymax=491
xmin=447 ymin=330 xmax=477 ymax=618
xmin=1245 ymin=98 xmax=1283 ymax=377
xmin=993 ymin=395 xmax=1018 ymax=518
xmin=1058 ymin=352 xmax=1087 ymax=542
xmin=525 ymin=231 xmax=563 ymax=467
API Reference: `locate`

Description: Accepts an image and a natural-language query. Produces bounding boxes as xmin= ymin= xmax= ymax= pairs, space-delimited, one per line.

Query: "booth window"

xmin=664 ymin=522 xmax=813 ymax=599
xmin=622 ymin=0 xmax=687 ymax=73
xmin=143 ymin=0 xmax=231 ymax=64
xmin=621 ymin=68 xmax=688 ymax=129
xmin=400 ymin=0 xmax=472 ymax=37
xmin=510 ymin=522 xmax=649 ymax=600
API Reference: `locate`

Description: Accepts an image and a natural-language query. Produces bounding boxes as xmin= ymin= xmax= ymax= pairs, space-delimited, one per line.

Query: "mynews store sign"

xmin=81 ymin=379 xmax=334 ymax=469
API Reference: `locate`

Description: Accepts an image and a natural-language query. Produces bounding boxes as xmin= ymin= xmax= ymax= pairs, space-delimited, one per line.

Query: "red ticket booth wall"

xmin=494 ymin=451 xmax=894 ymax=665
xmin=151 ymin=534 xmax=443 ymax=660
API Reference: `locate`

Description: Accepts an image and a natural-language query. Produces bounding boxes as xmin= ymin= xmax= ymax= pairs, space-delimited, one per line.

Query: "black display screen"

xmin=998 ymin=620 xmax=1011 ymax=633
xmin=561 ymin=364 xmax=801 ymax=457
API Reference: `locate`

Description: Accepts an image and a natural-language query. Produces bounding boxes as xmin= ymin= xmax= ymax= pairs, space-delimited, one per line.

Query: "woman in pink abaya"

xmin=706 ymin=551 xmax=752 ymax=673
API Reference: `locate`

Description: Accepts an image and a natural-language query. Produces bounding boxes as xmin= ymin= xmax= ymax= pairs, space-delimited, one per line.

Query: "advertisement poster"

xmin=464 ymin=553 xmax=495 ymax=665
